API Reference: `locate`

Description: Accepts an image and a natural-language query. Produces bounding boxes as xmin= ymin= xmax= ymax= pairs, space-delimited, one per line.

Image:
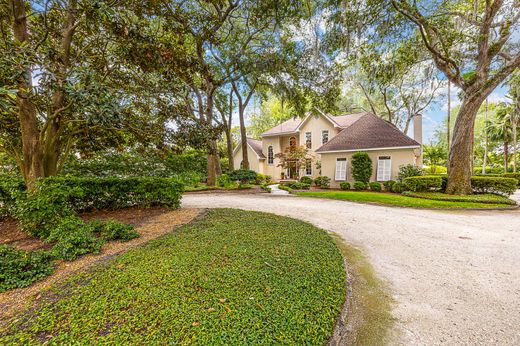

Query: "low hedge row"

xmin=402 ymin=175 xmax=517 ymax=195
xmin=401 ymin=191 xmax=516 ymax=205
xmin=283 ymin=182 xmax=310 ymax=190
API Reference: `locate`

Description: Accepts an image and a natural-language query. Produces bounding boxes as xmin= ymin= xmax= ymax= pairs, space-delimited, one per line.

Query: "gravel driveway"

xmin=183 ymin=193 xmax=520 ymax=345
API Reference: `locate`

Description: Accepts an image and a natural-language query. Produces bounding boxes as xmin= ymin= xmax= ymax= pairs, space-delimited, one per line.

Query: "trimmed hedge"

xmin=403 ymin=176 xmax=443 ymax=192
xmin=314 ymin=176 xmax=330 ymax=188
xmin=471 ymin=176 xmax=517 ymax=196
xmin=299 ymin=176 xmax=313 ymax=185
xmin=353 ymin=181 xmax=366 ymax=190
xmin=283 ymin=182 xmax=310 ymax=190
xmin=402 ymin=191 xmax=517 ymax=205
xmin=339 ymin=182 xmax=350 ymax=190
xmin=369 ymin=182 xmax=382 ymax=191
xmin=351 ymin=152 xmax=372 ymax=183
xmin=229 ymin=169 xmax=257 ymax=184
xmin=502 ymin=173 xmax=520 ymax=187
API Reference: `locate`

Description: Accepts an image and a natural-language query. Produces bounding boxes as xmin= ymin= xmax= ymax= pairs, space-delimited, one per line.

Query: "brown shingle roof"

xmin=261 ymin=118 xmax=302 ymax=136
xmin=329 ymin=112 xmax=368 ymax=127
xmin=316 ymin=113 xmax=420 ymax=152
xmin=247 ymin=138 xmax=265 ymax=158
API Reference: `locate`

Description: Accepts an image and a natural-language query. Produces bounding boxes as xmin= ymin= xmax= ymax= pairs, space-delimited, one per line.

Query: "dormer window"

xmin=322 ymin=130 xmax=329 ymax=144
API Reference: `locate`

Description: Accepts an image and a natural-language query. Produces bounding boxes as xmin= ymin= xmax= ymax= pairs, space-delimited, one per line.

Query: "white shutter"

xmin=335 ymin=159 xmax=347 ymax=181
xmin=377 ymin=157 xmax=391 ymax=181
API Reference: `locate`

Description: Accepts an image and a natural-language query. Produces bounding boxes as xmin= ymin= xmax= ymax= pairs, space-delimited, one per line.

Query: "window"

xmin=305 ymin=132 xmax=312 ymax=149
xmin=377 ymin=156 xmax=391 ymax=181
xmin=322 ymin=130 xmax=329 ymax=144
xmin=289 ymin=136 xmax=297 ymax=148
xmin=268 ymin=146 xmax=274 ymax=165
xmin=305 ymin=159 xmax=312 ymax=176
xmin=335 ymin=158 xmax=347 ymax=181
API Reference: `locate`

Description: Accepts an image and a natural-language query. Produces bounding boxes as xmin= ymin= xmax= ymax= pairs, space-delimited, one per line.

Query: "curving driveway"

xmin=183 ymin=193 xmax=520 ymax=345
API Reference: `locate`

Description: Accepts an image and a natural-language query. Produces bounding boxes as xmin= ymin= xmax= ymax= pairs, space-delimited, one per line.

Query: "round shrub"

xmin=217 ymin=174 xmax=232 ymax=187
xmin=229 ymin=169 xmax=257 ymax=184
xmin=351 ymin=152 xmax=373 ymax=183
xmin=300 ymin=176 xmax=313 ymax=185
xmin=383 ymin=180 xmax=396 ymax=191
xmin=353 ymin=181 xmax=366 ymax=190
xmin=397 ymin=164 xmax=423 ymax=181
xmin=391 ymin=182 xmax=405 ymax=193
xmin=369 ymin=182 xmax=382 ymax=191
xmin=339 ymin=182 xmax=350 ymax=190
xmin=313 ymin=176 xmax=323 ymax=186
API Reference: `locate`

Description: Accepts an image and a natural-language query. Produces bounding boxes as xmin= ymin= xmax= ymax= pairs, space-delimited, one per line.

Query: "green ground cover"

xmin=0 ymin=209 xmax=346 ymax=345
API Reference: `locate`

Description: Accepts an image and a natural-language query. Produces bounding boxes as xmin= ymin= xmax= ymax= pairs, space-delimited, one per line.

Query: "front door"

xmin=287 ymin=161 xmax=297 ymax=179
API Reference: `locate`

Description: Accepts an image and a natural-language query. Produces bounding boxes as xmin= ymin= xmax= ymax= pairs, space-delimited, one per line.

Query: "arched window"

xmin=289 ymin=136 xmax=297 ymax=148
xmin=268 ymin=146 xmax=274 ymax=165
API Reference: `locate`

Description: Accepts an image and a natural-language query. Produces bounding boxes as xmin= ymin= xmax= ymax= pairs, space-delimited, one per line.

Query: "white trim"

xmin=377 ymin=156 xmax=392 ymax=181
xmin=317 ymin=145 xmax=420 ymax=154
xmin=261 ymin=131 xmax=298 ymax=138
xmin=335 ymin=158 xmax=347 ymax=181
xmin=232 ymin=140 xmax=265 ymax=159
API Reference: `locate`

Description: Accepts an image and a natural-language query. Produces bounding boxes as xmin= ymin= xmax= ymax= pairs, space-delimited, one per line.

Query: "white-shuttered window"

xmin=335 ymin=158 xmax=347 ymax=181
xmin=377 ymin=156 xmax=392 ymax=181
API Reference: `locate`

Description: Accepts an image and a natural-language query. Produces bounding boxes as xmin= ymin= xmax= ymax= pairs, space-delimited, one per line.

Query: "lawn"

xmin=0 ymin=209 xmax=346 ymax=345
xmin=296 ymin=191 xmax=516 ymax=209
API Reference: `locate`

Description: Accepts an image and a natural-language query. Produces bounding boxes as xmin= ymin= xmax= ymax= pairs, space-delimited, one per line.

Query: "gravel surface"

xmin=183 ymin=193 xmax=520 ymax=345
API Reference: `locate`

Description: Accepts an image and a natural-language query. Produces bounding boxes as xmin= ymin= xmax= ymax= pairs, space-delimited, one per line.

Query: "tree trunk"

xmin=224 ymin=126 xmax=234 ymax=171
xmin=239 ymin=105 xmax=249 ymax=169
xmin=513 ymin=125 xmax=517 ymax=173
xmin=504 ymin=142 xmax=509 ymax=173
xmin=446 ymin=95 xmax=484 ymax=195
xmin=10 ymin=0 xmax=43 ymax=191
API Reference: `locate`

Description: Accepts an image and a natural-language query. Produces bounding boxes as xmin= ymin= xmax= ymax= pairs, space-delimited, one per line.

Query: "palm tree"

xmin=485 ymin=108 xmax=514 ymax=173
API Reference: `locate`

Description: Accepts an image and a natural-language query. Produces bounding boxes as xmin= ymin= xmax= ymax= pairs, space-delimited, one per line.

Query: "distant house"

xmin=233 ymin=111 xmax=422 ymax=188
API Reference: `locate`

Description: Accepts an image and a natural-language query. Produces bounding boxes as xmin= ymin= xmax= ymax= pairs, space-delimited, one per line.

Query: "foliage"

xmin=471 ymin=177 xmax=517 ymax=196
xmin=401 ymin=192 xmax=516 ymax=206
xmin=0 ymin=174 xmax=26 ymax=218
xmin=423 ymin=144 xmax=447 ymax=174
xmin=248 ymin=96 xmax=294 ymax=138
xmin=255 ymin=173 xmax=273 ymax=185
xmin=90 ymin=219 xmax=139 ymax=242
xmin=383 ymin=180 xmax=396 ymax=191
xmin=353 ymin=181 xmax=366 ymax=190
xmin=296 ymin=192 xmax=513 ymax=209
xmin=283 ymin=182 xmax=310 ymax=190
xmin=397 ymin=164 xmax=423 ymax=182
xmin=403 ymin=176 xmax=443 ymax=192
xmin=278 ymin=184 xmax=293 ymax=193
xmin=0 ymin=210 xmax=347 ymax=344
xmin=0 ymin=246 xmax=54 ymax=292
xmin=275 ymin=146 xmax=312 ymax=179
xmin=228 ymin=169 xmax=257 ymax=184
xmin=340 ymin=182 xmax=351 ymax=190
xmin=391 ymin=182 xmax=406 ymax=193
xmin=260 ymin=184 xmax=272 ymax=193
xmin=314 ymin=176 xmax=331 ymax=189
xmin=299 ymin=176 xmax=314 ymax=185
xmin=424 ymin=165 xmax=447 ymax=174
xmin=502 ymin=173 xmax=520 ymax=187
xmin=351 ymin=152 xmax=373 ymax=183
xmin=216 ymin=174 xmax=233 ymax=188
xmin=369 ymin=182 xmax=382 ymax=192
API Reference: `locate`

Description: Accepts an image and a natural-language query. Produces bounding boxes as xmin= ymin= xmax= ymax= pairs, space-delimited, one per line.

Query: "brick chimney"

xmin=413 ymin=114 xmax=423 ymax=167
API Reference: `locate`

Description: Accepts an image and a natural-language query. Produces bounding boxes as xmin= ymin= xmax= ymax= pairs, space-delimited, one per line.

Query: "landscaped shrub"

xmin=278 ymin=184 xmax=293 ymax=193
xmin=300 ymin=176 xmax=313 ymax=185
xmin=502 ymin=173 xmax=520 ymax=187
xmin=316 ymin=176 xmax=331 ymax=188
xmin=260 ymin=184 xmax=271 ymax=193
xmin=216 ymin=174 xmax=233 ymax=187
xmin=383 ymin=180 xmax=396 ymax=191
xmin=369 ymin=182 xmax=382 ymax=191
xmin=0 ymin=245 xmax=55 ymax=292
xmin=403 ymin=176 xmax=443 ymax=192
xmin=90 ymin=219 xmax=139 ymax=242
xmin=228 ymin=169 xmax=257 ymax=184
xmin=283 ymin=182 xmax=310 ymax=190
xmin=397 ymin=164 xmax=423 ymax=182
xmin=391 ymin=182 xmax=405 ymax=193
xmin=339 ymin=182 xmax=350 ymax=190
xmin=471 ymin=176 xmax=517 ymax=196
xmin=0 ymin=175 xmax=26 ymax=218
xmin=351 ymin=152 xmax=373 ymax=183
xmin=424 ymin=165 xmax=447 ymax=174
xmin=353 ymin=181 xmax=366 ymax=190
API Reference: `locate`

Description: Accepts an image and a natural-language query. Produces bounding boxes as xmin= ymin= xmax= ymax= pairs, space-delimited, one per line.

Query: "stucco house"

xmin=233 ymin=111 xmax=422 ymax=188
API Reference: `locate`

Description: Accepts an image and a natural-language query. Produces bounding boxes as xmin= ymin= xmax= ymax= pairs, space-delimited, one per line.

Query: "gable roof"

xmin=233 ymin=138 xmax=266 ymax=159
xmin=316 ymin=113 xmax=420 ymax=152
xmin=261 ymin=117 xmax=302 ymax=136
xmin=247 ymin=138 xmax=266 ymax=158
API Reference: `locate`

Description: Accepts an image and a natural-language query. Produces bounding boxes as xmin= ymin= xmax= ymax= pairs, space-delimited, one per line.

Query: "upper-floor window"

xmin=305 ymin=132 xmax=312 ymax=149
xmin=289 ymin=136 xmax=297 ymax=148
xmin=268 ymin=146 xmax=274 ymax=165
xmin=322 ymin=130 xmax=329 ymax=144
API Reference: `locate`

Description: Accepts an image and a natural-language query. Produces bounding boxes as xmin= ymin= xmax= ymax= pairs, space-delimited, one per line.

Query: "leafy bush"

xmin=0 ymin=175 xmax=26 ymax=218
xmin=90 ymin=219 xmax=139 ymax=242
xmin=424 ymin=165 xmax=447 ymax=174
xmin=314 ymin=176 xmax=330 ymax=188
xmin=353 ymin=181 xmax=366 ymax=190
xmin=47 ymin=216 xmax=105 ymax=261
xmin=351 ymin=152 xmax=373 ymax=183
xmin=502 ymin=173 xmax=520 ymax=187
xmin=283 ymin=182 xmax=310 ymax=190
xmin=216 ymin=174 xmax=233 ymax=187
xmin=471 ymin=176 xmax=517 ymax=196
xmin=397 ymin=164 xmax=423 ymax=182
xmin=339 ymin=182 xmax=350 ymax=190
xmin=0 ymin=245 xmax=54 ymax=292
xmin=369 ymin=182 xmax=382 ymax=191
xmin=260 ymin=184 xmax=271 ymax=193
xmin=228 ymin=169 xmax=257 ymax=184
xmin=383 ymin=180 xmax=396 ymax=191
xmin=401 ymin=191 xmax=516 ymax=205
xmin=403 ymin=176 xmax=443 ymax=192
xmin=278 ymin=184 xmax=293 ymax=193
xmin=391 ymin=182 xmax=405 ymax=193
xmin=299 ymin=176 xmax=313 ymax=185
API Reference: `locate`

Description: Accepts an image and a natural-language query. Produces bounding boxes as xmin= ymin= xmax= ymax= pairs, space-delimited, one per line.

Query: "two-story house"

xmin=233 ymin=111 xmax=422 ymax=188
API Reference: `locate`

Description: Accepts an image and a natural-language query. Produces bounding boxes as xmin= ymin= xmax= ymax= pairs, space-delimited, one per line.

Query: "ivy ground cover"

xmin=0 ymin=209 xmax=346 ymax=344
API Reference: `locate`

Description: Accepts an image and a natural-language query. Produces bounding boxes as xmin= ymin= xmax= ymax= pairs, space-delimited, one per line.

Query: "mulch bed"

xmin=0 ymin=206 xmax=172 ymax=251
